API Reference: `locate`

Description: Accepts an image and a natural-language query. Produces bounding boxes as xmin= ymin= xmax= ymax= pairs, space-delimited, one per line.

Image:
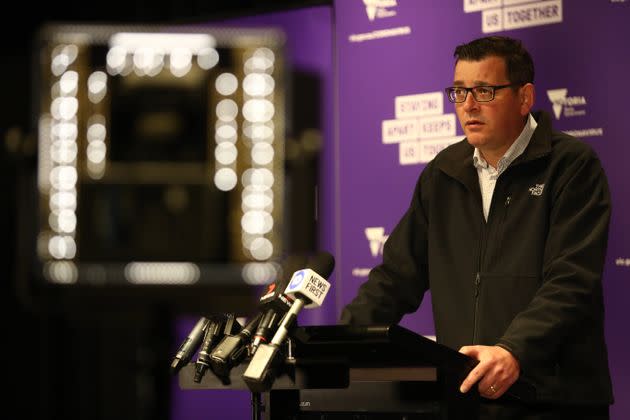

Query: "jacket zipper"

xmin=472 ymin=272 xmax=481 ymax=344
xmin=473 ymin=187 xmax=512 ymax=344
xmin=473 ymin=213 xmax=487 ymax=344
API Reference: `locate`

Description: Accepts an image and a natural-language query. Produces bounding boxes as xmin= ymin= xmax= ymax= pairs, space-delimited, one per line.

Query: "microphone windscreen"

xmin=258 ymin=254 xmax=308 ymax=307
xmin=306 ymin=251 xmax=335 ymax=279
xmin=278 ymin=254 xmax=309 ymax=289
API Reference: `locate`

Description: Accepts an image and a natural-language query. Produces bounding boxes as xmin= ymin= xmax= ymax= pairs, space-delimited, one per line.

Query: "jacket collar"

xmin=435 ymin=110 xmax=553 ymax=191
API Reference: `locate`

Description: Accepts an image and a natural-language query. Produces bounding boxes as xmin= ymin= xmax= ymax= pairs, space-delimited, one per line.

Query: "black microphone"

xmin=242 ymin=251 xmax=335 ymax=392
xmin=170 ymin=317 xmax=210 ymax=375
xmin=209 ymin=312 xmax=263 ymax=382
xmin=193 ymin=314 xmax=230 ymax=383
xmin=250 ymin=255 xmax=308 ymax=354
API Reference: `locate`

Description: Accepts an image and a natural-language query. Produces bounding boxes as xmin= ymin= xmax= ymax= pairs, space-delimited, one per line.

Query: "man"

xmin=340 ymin=36 xmax=613 ymax=418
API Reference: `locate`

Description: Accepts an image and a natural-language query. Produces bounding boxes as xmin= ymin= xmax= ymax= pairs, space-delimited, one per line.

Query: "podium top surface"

xmin=291 ymin=324 xmax=478 ymax=373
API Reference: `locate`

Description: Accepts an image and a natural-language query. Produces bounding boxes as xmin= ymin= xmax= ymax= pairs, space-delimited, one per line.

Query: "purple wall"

xmin=334 ymin=1 xmax=630 ymax=419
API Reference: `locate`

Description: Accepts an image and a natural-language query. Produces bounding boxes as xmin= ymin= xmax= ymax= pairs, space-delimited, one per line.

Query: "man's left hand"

xmin=458 ymin=345 xmax=520 ymax=399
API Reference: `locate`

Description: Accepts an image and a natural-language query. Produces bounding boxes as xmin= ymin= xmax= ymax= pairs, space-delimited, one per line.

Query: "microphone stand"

xmin=248 ymin=335 xmax=294 ymax=420
xmin=251 ymin=391 xmax=263 ymax=420
xmin=248 ymin=340 xmax=265 ymax=420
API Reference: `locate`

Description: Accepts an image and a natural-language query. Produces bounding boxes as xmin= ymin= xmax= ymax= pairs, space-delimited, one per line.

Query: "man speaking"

xmin=341 ymin=35 xmax=613 ymax=419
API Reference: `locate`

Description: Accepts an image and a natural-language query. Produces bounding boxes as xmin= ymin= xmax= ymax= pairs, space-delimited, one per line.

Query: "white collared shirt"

xmin=473 ymin=113 xmax=538 ymax=221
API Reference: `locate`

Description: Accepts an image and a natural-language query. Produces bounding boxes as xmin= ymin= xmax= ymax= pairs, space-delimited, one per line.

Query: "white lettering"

xmin=558 ymin=96 xmax=587 ymax=106
xmin=419 ymin=137 xmax=463 ymax=163
xmin=482 ymin=8 xmax=503 ymax=33
xmin=382 ymin=118 xmax=419 ymax=144
xmin=562 ymin=128 xmax=604 ymax=138
xmin=464 ymin=0 xmax=501 ymax=13
xmin=418 ymin=114 xmax=456 ymax=139
xmin=563 ymin=108 xmax=586 ymax=117
xmin=399 ymin=141 xmax=422 ymax=165
xmin=503 ymin=0 xmax=563 ymax=30
xmin=348 ymin=26 xmax=411 ymax=43
xmin=395 ymin=92 xmax=443 ymax=118
xmin=352 ymin=267 xmax=372 ymax=277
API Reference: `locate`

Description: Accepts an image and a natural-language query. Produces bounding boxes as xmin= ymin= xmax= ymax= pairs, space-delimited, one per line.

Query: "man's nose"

xmin=461 ymin=91 xmax=479 ymax=113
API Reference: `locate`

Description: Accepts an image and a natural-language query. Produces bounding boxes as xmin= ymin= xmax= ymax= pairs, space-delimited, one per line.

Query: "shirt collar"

xmin=473 ymin=113 xmax=538 ymax=174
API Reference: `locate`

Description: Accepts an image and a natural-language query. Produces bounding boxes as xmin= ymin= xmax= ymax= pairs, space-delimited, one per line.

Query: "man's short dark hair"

xmin=454 ymin=36 xmax=535 ymax=85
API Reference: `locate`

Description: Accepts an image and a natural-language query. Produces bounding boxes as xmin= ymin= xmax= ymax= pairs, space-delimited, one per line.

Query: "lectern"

xmin=179 ymin=324 xmax=508 ymax=419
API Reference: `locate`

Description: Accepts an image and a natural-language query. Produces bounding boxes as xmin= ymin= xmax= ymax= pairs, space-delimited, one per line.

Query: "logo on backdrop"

xmin=363 ymin=0 xmax=397 ymax=21
xmin=348 ymin=0 xmax=410 ymax=43
xmin=545 ymin=87 xmax=604 ymax=139
xmin=381 ymin=91 xmax=464 ymax=165
xmin=546 ymin=88 xmax=587 ymax=119
xmin=351 ymin=226 xmax=390 ymax=278
xmin=365 ymin=227 xmax=389 ymax=257
xmin=463 ymin=0 xmax=563 ymax=34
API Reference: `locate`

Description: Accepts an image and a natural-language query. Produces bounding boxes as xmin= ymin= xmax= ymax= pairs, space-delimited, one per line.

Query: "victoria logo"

xmin=546 ymin=88 xmax=587 ymax=119
xmin=365 ymin=227 xmax=389 ymax=257
xmin=363 ymin=0 xmax=397 ymax=21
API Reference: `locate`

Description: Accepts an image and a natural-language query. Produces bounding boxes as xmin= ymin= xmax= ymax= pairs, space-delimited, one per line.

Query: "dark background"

xmin=2 ymin=1 xmax=329 ymax=419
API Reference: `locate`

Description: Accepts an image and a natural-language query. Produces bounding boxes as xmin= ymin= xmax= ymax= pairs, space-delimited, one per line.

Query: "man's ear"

xmin=520 ymin=83 xmax=535 ymax=115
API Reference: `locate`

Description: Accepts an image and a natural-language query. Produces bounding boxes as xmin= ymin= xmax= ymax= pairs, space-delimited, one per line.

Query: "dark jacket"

xmin=340 ymin=111 xmax=613 ymax=406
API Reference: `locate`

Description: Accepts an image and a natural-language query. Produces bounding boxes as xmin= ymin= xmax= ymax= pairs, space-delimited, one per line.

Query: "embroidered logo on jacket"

xmin=528 ymin=184 xmax=545 ymax=196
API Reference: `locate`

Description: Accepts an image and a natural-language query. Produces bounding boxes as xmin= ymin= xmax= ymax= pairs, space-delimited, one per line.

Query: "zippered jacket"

xmin=340 ymin=110 xmax=613 ymax=405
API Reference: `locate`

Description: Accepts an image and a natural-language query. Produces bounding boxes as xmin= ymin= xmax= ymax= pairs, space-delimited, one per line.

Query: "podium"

xmin=179 ymin=324 xmax=484 ymax=419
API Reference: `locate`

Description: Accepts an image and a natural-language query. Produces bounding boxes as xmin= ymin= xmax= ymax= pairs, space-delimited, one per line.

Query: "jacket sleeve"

xmin=339 ymin=164 xmax=432 ymax=325
xmin=496 ymin=143 xmax=612 ymax=368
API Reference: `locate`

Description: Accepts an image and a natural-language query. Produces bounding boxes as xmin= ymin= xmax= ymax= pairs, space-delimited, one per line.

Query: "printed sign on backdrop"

xmin=363 ymin=0 xmax=398 ymax=21
xmin=347 ymin=0 xmax=411 ymax=43
xmin=351 ymin=226 xmax=390 ymax=278
xmin=463 ymin=0 xmax=563 ymax=33
xmin=365 ymin=226 xmax=388 ymax=257
xmin=545 ymin=87 xmax=604 ymax=139
xmin=381 ymin=91 xmax=463 ymax=165
xmin=336 ymin=1 xmax=630 ymax=416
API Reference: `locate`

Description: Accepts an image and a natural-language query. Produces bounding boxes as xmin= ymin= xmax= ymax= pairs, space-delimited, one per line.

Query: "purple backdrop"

xmin=334 ymin=1 xmax=630 ymax=419
xmin=172 ymin=1 xmax=630 ymax=419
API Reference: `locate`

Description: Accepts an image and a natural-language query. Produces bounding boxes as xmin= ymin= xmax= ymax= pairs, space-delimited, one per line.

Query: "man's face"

xmin=453 ymin=56 xmax=530 ymax=155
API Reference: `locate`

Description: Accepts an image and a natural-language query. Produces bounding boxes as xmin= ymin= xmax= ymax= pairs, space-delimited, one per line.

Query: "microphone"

xmin=250 ymin=255 xmax=307 ymax=354
xmin=193 ymin=313 xmax=238 ymax=383
xmin=209 ymin=312 xmax=263 ymax=382
xmin=170 ymin=317 xmax=210 ymax=375
xmin=242 ymin=251 xmax=335 ymax=392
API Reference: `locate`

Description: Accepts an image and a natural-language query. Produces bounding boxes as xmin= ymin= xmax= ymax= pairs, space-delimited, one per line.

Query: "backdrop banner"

xmin=333 ymin=1 xmax=629 ymax=419
xmin=172 ymin=1 xmax=630 ymax=419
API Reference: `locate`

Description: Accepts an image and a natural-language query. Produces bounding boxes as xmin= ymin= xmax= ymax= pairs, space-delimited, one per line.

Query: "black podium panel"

xmin=179 ymin=324 xmax=482 ymax=420
xmin=272 ymin=381 xmax=442 ymax=419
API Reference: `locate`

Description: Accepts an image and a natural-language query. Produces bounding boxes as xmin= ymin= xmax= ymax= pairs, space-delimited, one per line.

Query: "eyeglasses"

xmin=445 ymin=84 xmax=517 ymax=103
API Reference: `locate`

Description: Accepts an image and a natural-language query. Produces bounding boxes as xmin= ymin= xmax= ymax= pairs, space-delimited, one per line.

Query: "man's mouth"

xmin=466 ymin=120 xmax=484 ymax=127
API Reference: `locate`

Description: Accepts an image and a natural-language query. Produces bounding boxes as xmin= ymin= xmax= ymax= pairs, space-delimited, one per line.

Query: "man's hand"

xmin=458 ymin=345 xmax=520 ymax=399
